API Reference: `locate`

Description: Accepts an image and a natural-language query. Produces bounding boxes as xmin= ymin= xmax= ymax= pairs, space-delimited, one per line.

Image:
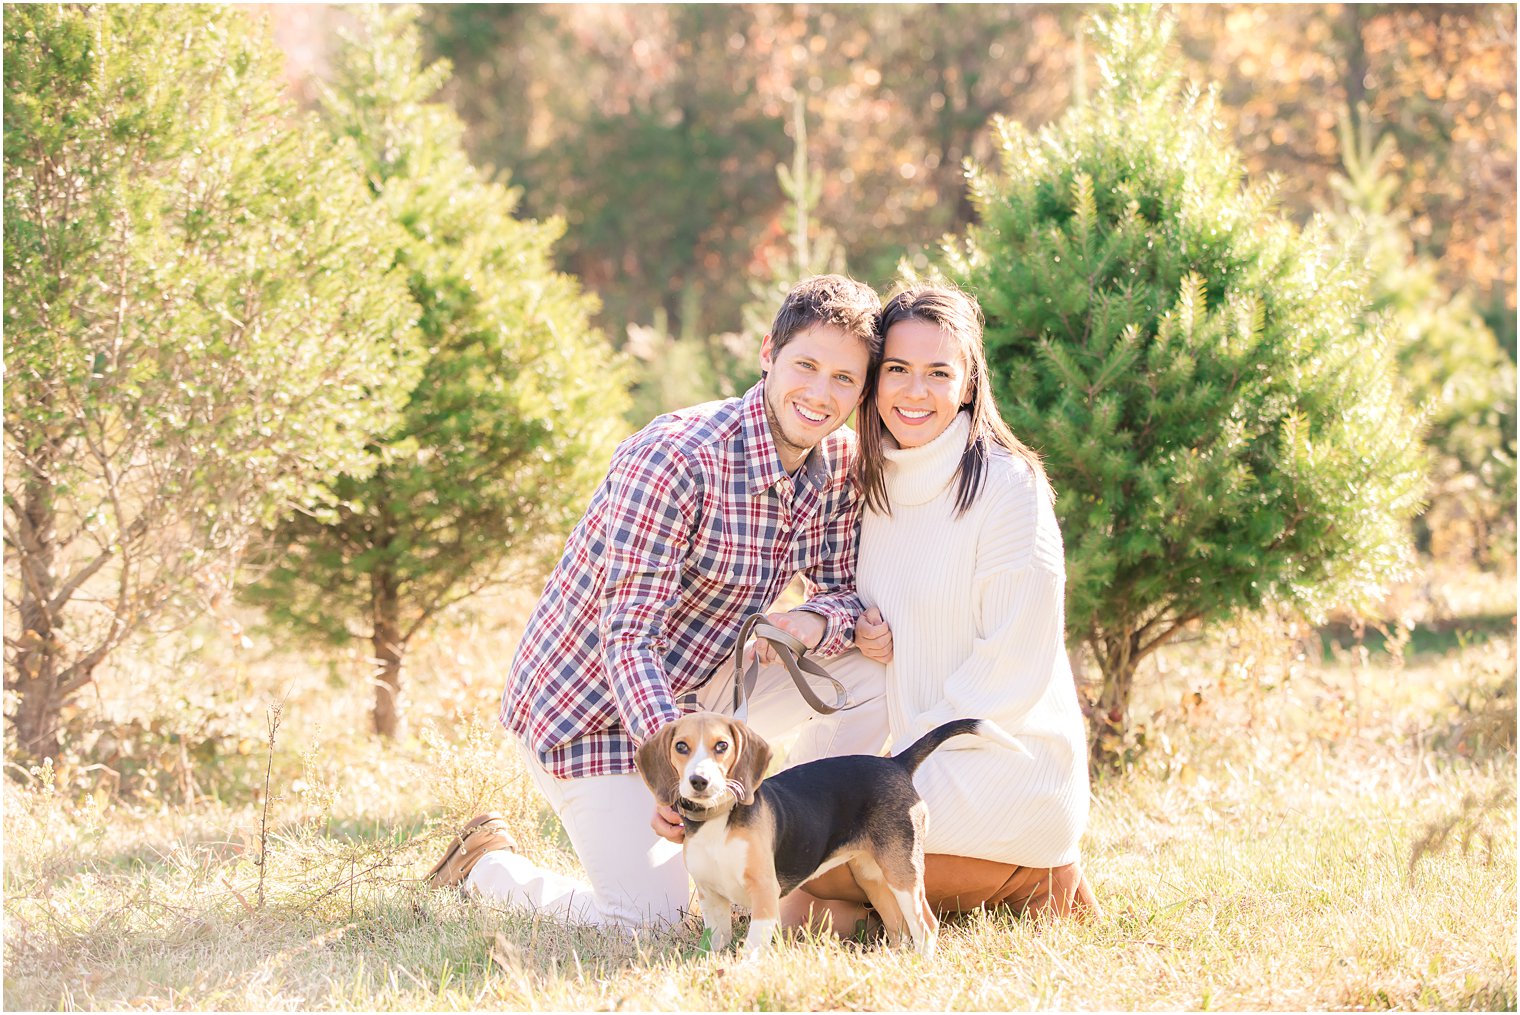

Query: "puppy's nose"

xmin=688 ymin=774 xmax=709 ymax=792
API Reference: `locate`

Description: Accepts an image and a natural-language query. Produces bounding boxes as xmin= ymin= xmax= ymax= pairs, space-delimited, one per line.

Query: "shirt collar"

xmin=795 ymin=431 xmax=832 ymax=494
xmin=739 ymin=380 xmax=837 ymax=497
xmin=740 ymin=382 xmax=789 ymax=496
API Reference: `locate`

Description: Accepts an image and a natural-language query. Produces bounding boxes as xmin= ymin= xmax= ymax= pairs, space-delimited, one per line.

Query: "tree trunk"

xmin=1086 ymin=629 xmax=1140 ymax=773
xmin=1340 ymin=5 xmax=1369 ymax=131
xmin=371 ymin=568 xmax=404 ymax=738
xmin=10 ymin=457 xmax=64 ymax=760
xmin=12 ymin=666 xmax=61 ymax=760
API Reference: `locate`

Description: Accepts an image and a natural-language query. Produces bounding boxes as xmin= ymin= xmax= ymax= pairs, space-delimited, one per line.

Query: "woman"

xmin=784 ymin=285 xmax=1097 ymax=929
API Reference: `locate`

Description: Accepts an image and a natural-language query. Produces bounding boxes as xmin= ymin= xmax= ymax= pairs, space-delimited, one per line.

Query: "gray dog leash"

xmin=731 ymin=612 xmax=851 ymax=717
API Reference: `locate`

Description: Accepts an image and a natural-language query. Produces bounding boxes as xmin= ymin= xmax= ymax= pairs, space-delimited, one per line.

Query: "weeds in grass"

xmin=256 ymin=699 xmax=284 ymax=909
xmin=1410 ymin=783 xmax=1515 ymax=877
xmin=418 ymin=715 xmax=519 ymax=827
xmin=1408 ymin=636 xmax=1518 ymax=878
xmin=3 ymin=570 xmax=1514 ymax=1010
xmin=1431 ymin=633 xmax=1518 ymax=758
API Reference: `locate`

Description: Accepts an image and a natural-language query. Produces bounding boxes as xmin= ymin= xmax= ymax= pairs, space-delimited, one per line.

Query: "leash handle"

xmin=731 ymin=612 xmax=851 ymax=717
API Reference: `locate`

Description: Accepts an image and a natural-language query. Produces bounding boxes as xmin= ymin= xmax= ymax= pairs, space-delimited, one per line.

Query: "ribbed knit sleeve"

xmin=857 ymin=416 xmax=1091 ymax=866
xmin=903 ymin=463 xmax=1067 ymax=744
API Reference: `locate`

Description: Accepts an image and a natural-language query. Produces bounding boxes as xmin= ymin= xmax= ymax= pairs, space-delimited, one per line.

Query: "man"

xmin=426 ymin=275 xmax=887 ymax=929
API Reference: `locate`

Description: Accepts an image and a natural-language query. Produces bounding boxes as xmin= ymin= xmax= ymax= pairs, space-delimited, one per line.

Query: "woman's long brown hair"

xmin=855 ymin=285 xmax=1050 ymax=517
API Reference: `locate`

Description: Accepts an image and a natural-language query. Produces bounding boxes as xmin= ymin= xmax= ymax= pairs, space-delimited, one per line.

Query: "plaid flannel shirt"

xmin=499 ymin=382 xmax=864 ymax=779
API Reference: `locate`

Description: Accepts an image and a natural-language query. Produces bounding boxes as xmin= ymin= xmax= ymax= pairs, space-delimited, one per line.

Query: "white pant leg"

xmin=696 ymin=648 xmax=891 ymax=766
xmin=465 ymin=742 xmax=688 ymax=931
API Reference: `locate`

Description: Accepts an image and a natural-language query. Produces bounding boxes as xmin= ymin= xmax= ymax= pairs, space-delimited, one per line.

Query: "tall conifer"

xmin=943 ymin=7 xmax=1426 ymax=765
xmin=247 ymin=8 xmax=627 ymax=736
xmin=4 ymin=5 xmax=419 ymax=759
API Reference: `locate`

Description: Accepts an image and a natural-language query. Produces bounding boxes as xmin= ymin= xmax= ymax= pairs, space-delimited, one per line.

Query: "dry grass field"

xmin=3 ymin=564 xmax=1514 ymax=1011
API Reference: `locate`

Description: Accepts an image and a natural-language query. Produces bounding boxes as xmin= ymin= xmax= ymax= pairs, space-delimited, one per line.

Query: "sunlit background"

xmin=255 ymin=4 xmax=1515 ymax=359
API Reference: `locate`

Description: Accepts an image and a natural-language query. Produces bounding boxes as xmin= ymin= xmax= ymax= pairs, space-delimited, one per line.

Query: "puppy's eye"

xmin=713 ymin=741 xmax=729 ymax=754
xmin=674 ymin=741 xmax=690 ymax=755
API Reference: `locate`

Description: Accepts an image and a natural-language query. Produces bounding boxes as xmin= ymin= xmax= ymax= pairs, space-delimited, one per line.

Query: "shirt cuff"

xmin=793 ymin=600 xmax=859 ymax=658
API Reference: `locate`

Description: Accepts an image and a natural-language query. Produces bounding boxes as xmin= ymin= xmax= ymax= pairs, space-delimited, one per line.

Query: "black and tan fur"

xmin=636 ymin=712 xmax=1014 ymax=958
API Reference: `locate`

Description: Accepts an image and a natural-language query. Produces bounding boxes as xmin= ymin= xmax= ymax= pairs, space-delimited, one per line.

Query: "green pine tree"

xmin=736 ymin=92 xmax=850 ymax=390
xmin=244 ymin=7 xmax=628 ymax=737
xmin=1327 ymin=107 xmax=1515 ymax=563
xmin=941 ymin=6 xmax=1427 ymax=767
xmin=3 ymin=5 xmax=420 ymax=760
xmin=624 ymin=91 xmax=846 ymax=422
xmin=623 ymin=294 xmax=734 ymax=424
xmin=739 ymin=93 xmax=849 ymax=349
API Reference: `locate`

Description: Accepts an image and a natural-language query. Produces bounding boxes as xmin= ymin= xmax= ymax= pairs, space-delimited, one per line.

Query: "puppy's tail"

xmin=891 ymin=718 xmax=1030 ymax=775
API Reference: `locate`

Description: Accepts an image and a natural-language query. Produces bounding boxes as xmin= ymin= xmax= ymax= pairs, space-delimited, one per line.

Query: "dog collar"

xmin=676 ymin=793 xmax=736 ymax=824
xmin=676 ymin=797 xmax=727 ymax=822
xmin=676 ymin=778 xmax=753 ymax=825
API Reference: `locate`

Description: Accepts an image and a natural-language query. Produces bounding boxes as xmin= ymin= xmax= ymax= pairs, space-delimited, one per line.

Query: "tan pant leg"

xmin=801 ymin=855 xmax=1101 ymax=922
xmin=923 ymin=855 xmax=1102 ymax=920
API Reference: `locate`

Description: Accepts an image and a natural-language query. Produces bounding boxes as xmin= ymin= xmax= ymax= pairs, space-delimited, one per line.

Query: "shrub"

xmin=942 ymin=7 xmax=1426 ymax=765
xmin=4 ymin=5 xmax=420 ymax=760
xmin=244 ymin=8 xmax=628 ymax=736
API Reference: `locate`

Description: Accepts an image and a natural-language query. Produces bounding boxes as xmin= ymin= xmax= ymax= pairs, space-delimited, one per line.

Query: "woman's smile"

xmin=876 ymin=319 xmax=969 ymax=449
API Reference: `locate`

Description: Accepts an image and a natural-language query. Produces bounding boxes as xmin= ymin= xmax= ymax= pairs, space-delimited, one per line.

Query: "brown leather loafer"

xmin=424 ymin=813 xmax=516 ymax=888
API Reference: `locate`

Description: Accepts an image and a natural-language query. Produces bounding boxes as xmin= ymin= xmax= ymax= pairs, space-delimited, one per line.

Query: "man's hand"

xmin=651 ymin=802 xmax=685 ymax=843
xmin=750 ymin=609 xmax=827 ymax=667
xmin=853 ymin=606 xmax=893 ymax=664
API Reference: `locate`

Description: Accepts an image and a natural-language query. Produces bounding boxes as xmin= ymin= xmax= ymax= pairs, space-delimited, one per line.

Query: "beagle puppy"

xmin=635 ymin=711 xmax=1021 ymax=958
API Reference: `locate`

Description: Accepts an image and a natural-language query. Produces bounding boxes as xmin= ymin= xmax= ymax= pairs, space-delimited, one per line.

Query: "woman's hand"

xmin=854 ymin=606 xmax=893 ymax=664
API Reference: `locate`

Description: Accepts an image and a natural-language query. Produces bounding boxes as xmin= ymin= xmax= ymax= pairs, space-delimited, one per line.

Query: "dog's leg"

xmin=910 ymin=806 xmax=940 ymax=956
xmin=739 ymin=868 xmax=781 ymax=959
xmin=864 ymin=828 xmax=939 ymax=955
xmin=879 ymin=827 xmax=938 ymax=957
xmin=861 ymin=859 xmax=940 ymax=956
xmin=698 ymin=888 xmax=734 ymax=952
xmin=884 ymin=880 xmax=938 ymax=958
xmin=739 ymin=894 xmax=779 ymax=959
xmin=916 ymin=883 xmax=938 ymax=956
xmin=849 ymin=856 xmax=909 ymax=947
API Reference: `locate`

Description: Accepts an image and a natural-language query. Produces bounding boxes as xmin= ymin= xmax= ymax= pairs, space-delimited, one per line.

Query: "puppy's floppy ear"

xmin=634 ymin=722 xmax=681 ymax=807
xmin=726 ymin=718 xmax=772 ymax=805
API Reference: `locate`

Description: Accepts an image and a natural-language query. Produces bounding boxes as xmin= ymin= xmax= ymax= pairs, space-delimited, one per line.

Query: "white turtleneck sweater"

xmin=856 ymin=411 xmax=1090 ymax=867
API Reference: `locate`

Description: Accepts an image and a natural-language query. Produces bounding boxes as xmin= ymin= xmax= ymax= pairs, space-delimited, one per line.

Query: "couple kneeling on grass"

xmin=426 ymin=275 xmax=1098 ymax=938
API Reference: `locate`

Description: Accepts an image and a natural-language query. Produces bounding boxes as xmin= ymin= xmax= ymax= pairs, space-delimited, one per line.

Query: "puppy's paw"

xmin=737 ymin=917 xmax=777 ymax=962
xmin=735 ymin=944 xmax=770 ymax=966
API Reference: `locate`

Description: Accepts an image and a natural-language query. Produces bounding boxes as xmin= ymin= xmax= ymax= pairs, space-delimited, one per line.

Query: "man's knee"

xmin=822 ymin=648 xmax=887 ymax=703
xmin=604 ymin=891 xmax=689 ymax=931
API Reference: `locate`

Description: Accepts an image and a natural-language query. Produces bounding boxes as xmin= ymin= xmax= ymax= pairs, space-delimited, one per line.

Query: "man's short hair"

xmin=768 ymin=274 xmax=881 ymax=354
